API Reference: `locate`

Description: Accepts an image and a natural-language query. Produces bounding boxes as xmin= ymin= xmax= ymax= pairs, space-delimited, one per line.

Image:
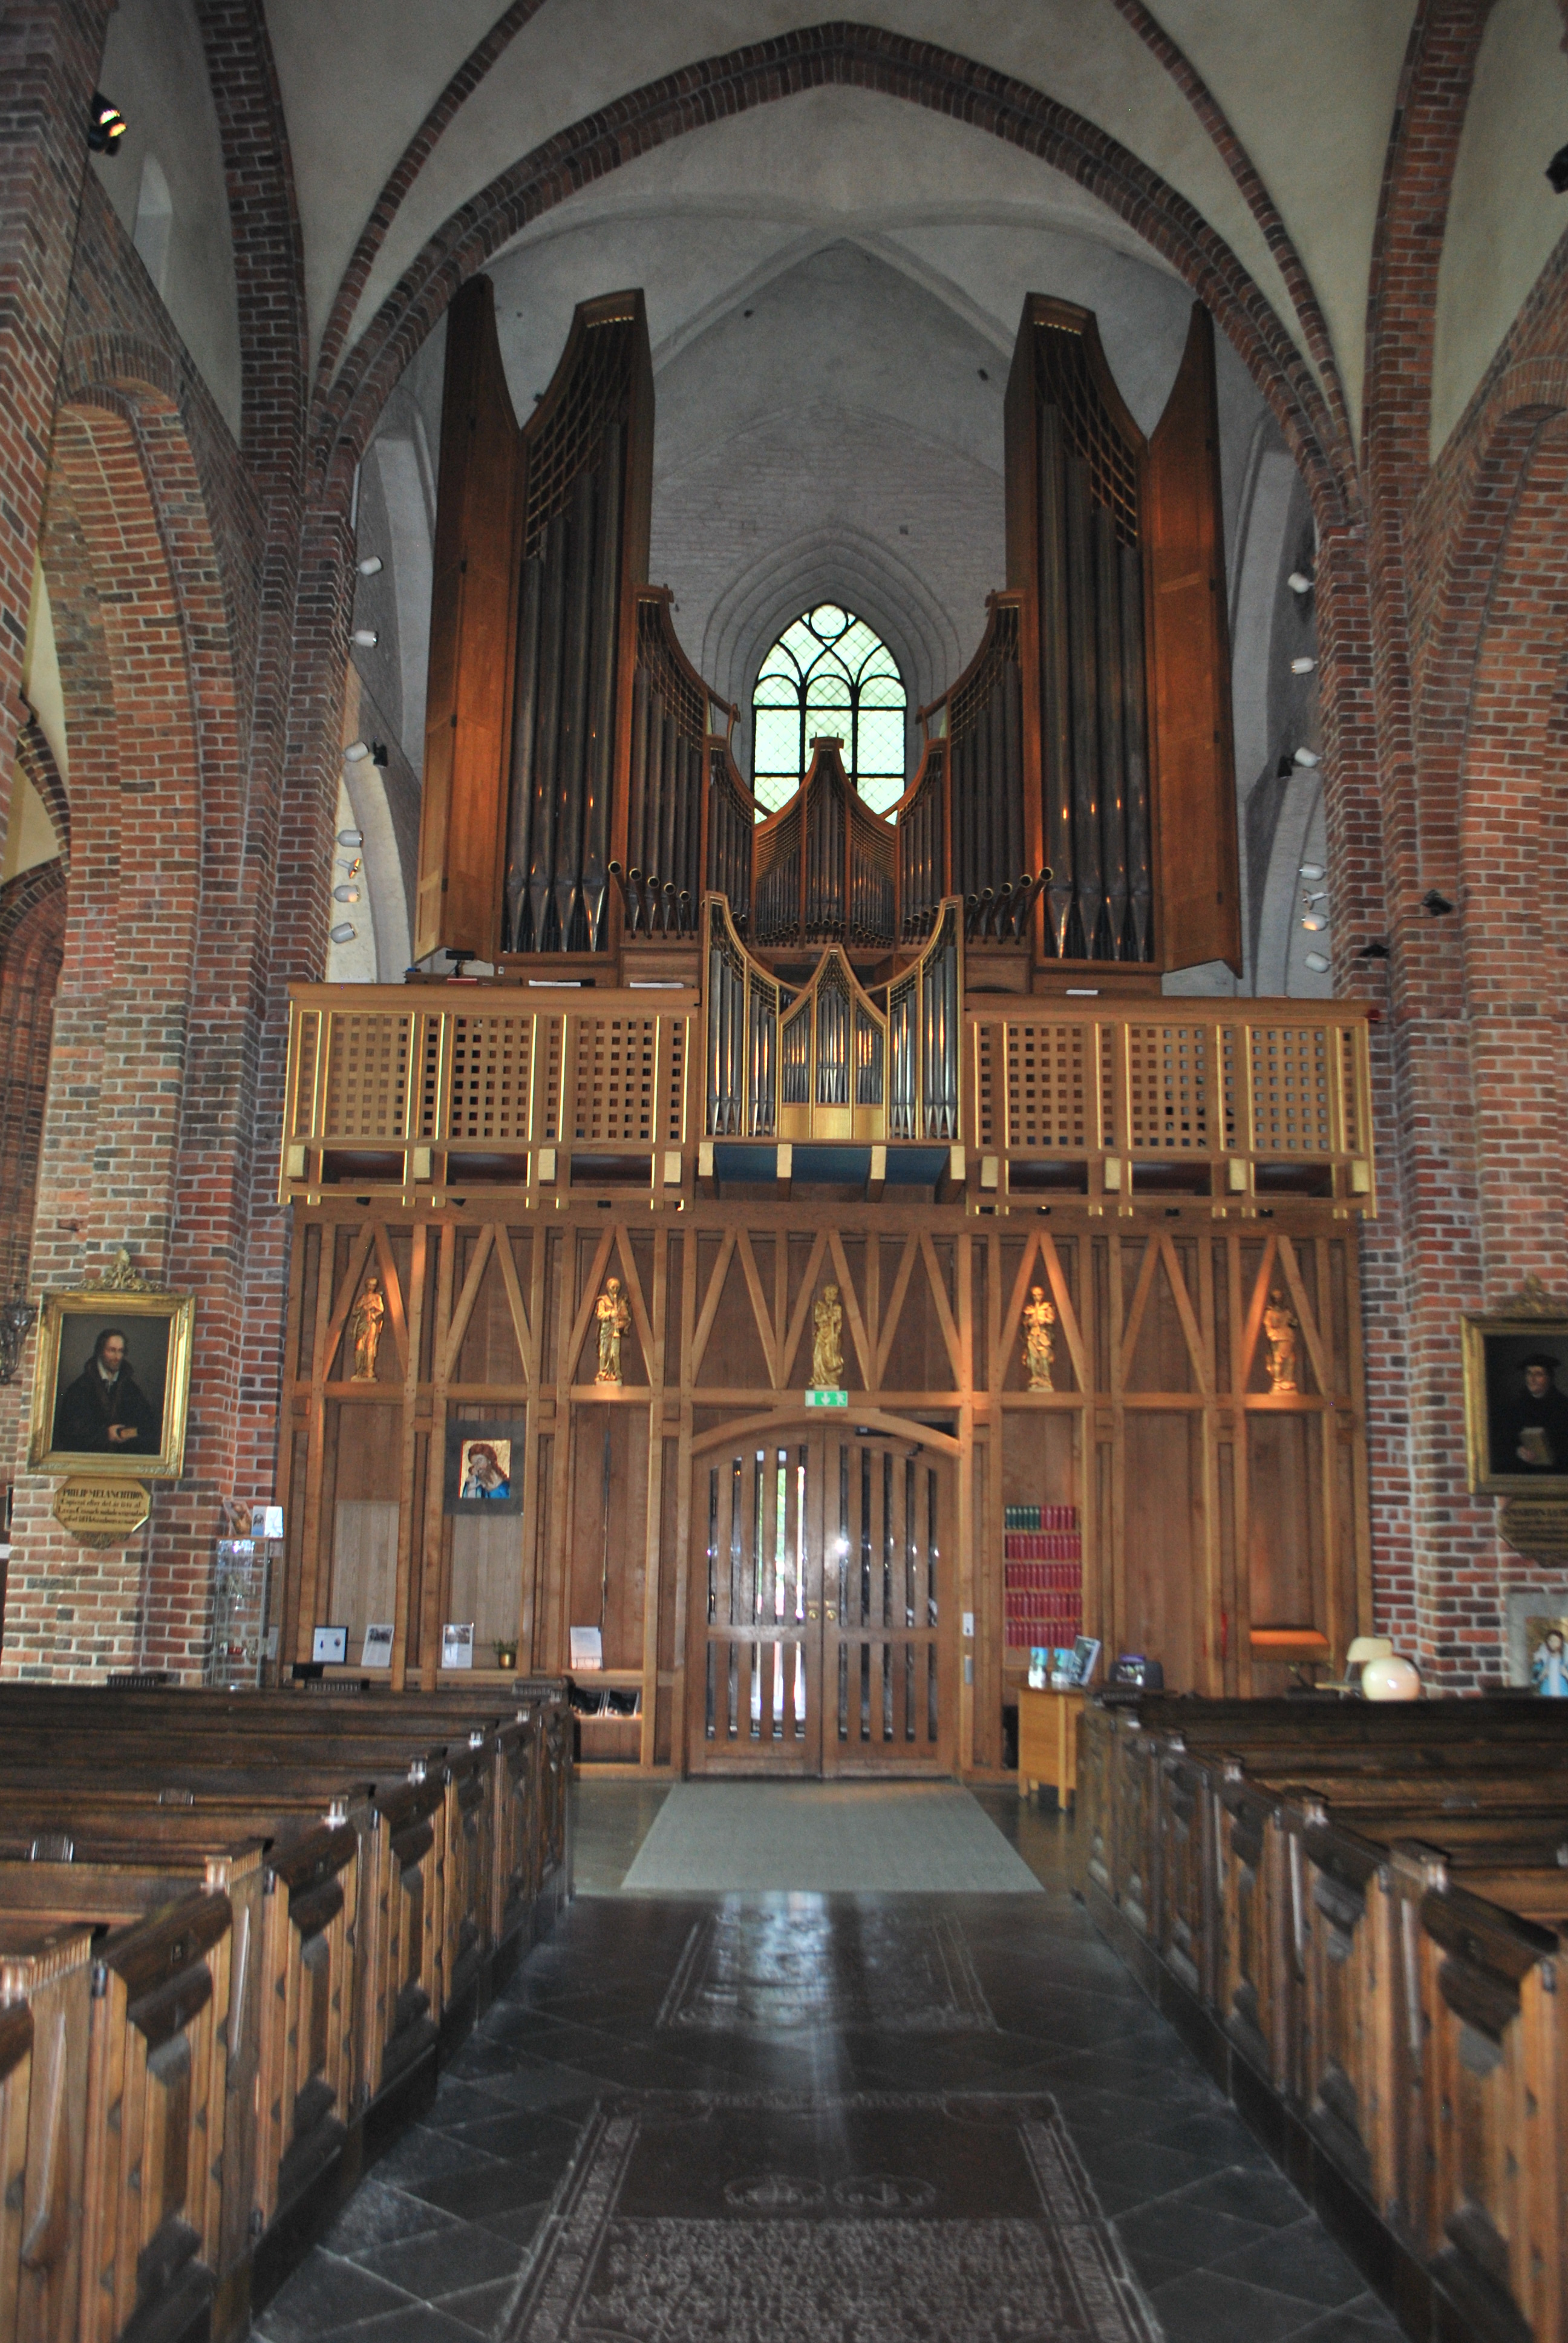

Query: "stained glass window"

xmin=752 ymin=605 xmax=907 ymax=819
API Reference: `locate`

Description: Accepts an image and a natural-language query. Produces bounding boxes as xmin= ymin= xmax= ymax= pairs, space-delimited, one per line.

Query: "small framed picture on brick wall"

xmin=27 ymin=1286 xmax=195 ymax=1479
xmin=1463 ymin=1312 xmax=1568 ymax=1494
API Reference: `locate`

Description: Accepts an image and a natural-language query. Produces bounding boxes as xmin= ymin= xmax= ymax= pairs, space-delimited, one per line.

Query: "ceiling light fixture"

xmin=352 ymin=628 xmax=378 ymax=647
xmin=1291 ymin=656 xmax=1317 ymax=675
xmin=88 ymin=95 xmax=127 ymax=153
xmin=1293 ymin=747 xmax=1321 ymax=768
xmin=1302 ymin=913 xmax=1327 ymax=932
xmin=338 ymin=828 xmax=364 ymax=847
xmin=1299 ymin=863 xmax=1325 ymax=879
xmin=329 ymin=922 xmax=356 ymax=945
xmin=1288 ymin=570 xmax=1313 ymax=595
xmin=333 ymin=885 xmax=361 ymax=903
xmin=1304 ymin=951 xmax=1330 ymax=974
xmin=343 ymin=741 xmax=369 ymax=762
xmin=356 ymin=555 xmax=383 ymax=577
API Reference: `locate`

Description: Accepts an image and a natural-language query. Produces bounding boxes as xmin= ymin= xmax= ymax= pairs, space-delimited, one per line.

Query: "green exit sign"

xmin=806 ymin=1388 xmax=848 ymax=1408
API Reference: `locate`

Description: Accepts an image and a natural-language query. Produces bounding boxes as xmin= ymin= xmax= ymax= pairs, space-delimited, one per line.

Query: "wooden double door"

xmin=689 ymin=1426 xmax=953 ymax=1775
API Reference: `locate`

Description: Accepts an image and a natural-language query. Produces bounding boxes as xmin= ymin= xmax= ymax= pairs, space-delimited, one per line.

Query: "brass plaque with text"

xmin=1499 ymin=1497 xmax=1568 ymax=1565
xmin=51 ymin=1478 xmax=152 ymax=1550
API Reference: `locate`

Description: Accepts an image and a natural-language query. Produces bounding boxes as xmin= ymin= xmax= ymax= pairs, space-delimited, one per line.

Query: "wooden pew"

xmin=0 ymin=1685 xmax=572 ymax=2343
xmin=0 ymin=1922 xmax=93 ymax=2343
xmin=1079 ymin=1697 xmax=1568 ymax=2343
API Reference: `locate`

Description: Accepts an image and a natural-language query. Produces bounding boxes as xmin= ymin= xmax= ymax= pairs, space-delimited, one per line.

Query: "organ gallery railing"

xmin=278 ymin=980 xmax=1371 ymax=1207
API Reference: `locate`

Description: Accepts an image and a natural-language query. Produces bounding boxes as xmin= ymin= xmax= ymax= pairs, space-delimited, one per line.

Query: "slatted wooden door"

xmin=820 ymin=1434 xmax=952 ymax=1779
xmin=689 ymin=1430 xmax=952 ymax=1777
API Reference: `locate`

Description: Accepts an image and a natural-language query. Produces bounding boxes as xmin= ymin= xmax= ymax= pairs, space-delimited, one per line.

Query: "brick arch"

xmin=313 ymin=21 xmax=1349 ymax=528
xmin=0 ymin=861 xmax=65 ymax=1303
xmin=5 ymin=379 xmax=256 ymax=1676
xmin=15 ymin=717 xmax=68 ymax=867
xmin=1454 ymin=411 xmax=1568 ymax=1305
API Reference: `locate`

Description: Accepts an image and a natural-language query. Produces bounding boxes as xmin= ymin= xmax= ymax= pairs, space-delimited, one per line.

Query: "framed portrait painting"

xmin=1462 ymin=1312 xmax=1568 ymax=1494
xmin=443 ymin=1420 xmax=526 ymax=1515
xmin=27 ymin=1288 xmax=195 ymax=1478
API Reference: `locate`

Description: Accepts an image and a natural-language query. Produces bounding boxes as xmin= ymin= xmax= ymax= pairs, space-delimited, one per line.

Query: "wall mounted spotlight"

xmin=352 ymin=628 xmax=378 ymax=647
xmin=1291 ymin=656 xmax=1318 ymax=675
xmin=1304 ymin=951 xmax=1331 ymax=974
xmin=329 ymin=922 xmax=356 ymax=944
xmin=1288 ymin=570 xmax=1313 ymax=595
xmin=1276 ymin=754 xmax=1295 ymax=778
xmin=1356 ymin=939 xmax=1390 ymax=960
xmin=1299 ymin=863 xmax=1325 ymax=880
xmin=338 ymin=828 xmax=364 ymax=848
xmin=333 ymin=885 xmax=361 ymax=903
xmin=343 ymin=740 xmax=369 ymax=762
xmin=88 ymin=95 xmax=127 ymax=153
xmin=1547 ymin=143 xmax=1568 ymax=193
xmin=1293 ymin=747 xmax=1321 ymax=768
xmin=371 ymin=741 xmax=388 ymax=767
xmin=355 ymin=555 xmax=383 ymax=577
xmin=1422 ymin=888 xmax=1454 ymax=916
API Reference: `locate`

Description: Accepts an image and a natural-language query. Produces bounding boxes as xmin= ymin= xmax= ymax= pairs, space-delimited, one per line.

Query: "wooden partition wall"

xmin=279 ymin=1184 xmax=1369 ymax=1775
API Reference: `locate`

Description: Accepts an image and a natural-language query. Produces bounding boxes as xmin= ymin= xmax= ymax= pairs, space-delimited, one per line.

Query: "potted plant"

xmin=492 ymin=1639 xmax=518 ymax=1671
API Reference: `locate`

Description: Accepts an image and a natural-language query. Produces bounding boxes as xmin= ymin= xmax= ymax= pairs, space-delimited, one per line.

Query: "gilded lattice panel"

xmin=572 ymin=1017 xmax=659 ymax=1142
xmin=289 ymin=1011 xmax=321 ymax=1139
xmin=974 ymin=1025 xmax=999 ymax=1151
xmin=1004 ymin=1024 xmax=1091 ymax=1153
xmin=447 ymin=1016 xmax=535 ymax=1143
xmin=1338 ymin=1029 xmax=1364 ymax=1158
xmin=1249 ymin=1026 xmax=1333 ymax=1155
xmin=664 ymin=1018 xmax=687 ymax=1142
xmin=1126 ymin=1025 xmax=1210 ymax=1152
xmin=322 ymin=1013 xmax=413 ymax=1139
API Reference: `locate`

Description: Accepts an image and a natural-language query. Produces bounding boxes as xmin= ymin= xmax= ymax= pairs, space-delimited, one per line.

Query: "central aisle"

xmin=253 ymin=1789 xmax=1403 ymax=2343
xmin=618 ymin=1780 xmax=1044 ymax=1893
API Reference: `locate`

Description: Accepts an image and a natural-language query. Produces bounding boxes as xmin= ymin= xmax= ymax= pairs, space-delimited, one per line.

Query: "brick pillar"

xmin=0 ymin=1 xmax=112 ymax=842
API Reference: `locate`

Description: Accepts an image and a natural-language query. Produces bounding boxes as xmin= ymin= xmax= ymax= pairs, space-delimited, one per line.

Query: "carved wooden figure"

xmin=595 ymin=1278 xmax=630 ymax=1385
xmin=811 ymin=1285 xmax=844 ymax=1389
xmin=1022 ymin=1285 xmax=1056 ymax=1391
xmin=349 ymin=1277 xmax=385 ymax=1382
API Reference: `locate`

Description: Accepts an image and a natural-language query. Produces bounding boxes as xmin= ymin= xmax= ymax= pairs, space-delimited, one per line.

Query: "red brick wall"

xmin=0 ymin=7 xmax=1564 ymax=1689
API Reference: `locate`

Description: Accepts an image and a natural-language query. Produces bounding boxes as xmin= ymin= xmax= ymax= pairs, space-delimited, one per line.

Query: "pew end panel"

xmin=0 ymin=1923 xmax=93 ymax=2343
xmin=79 ymin=1892 xmax=234 ymax=2343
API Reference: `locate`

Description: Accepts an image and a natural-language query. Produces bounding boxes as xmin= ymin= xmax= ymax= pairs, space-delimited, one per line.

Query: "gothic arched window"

xmin=751 ymin=605 xmax=907 ymax=819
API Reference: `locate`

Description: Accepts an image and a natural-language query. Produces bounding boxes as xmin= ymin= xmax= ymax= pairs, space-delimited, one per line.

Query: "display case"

xmin=208 ymin=1537 xmax=279 ymax=1688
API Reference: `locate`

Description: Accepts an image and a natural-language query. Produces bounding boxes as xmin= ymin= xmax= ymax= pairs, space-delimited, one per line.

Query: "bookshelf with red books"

xmin=1002 ymin=1503 xmax=1082 ymax=1650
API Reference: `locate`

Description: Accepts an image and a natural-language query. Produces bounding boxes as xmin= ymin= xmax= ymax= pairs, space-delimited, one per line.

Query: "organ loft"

xmin=0 ymin=10 xmax=1566 ymax=2342
xmin=276 ymin=278 xmax=1375 ymax=1769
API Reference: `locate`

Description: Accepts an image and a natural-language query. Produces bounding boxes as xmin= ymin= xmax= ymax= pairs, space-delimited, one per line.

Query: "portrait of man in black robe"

xmin=1492 ymin=1351 xmax=1568 ymax=1476
xmin=52 ymin=1327 xmax=164 ymax=1456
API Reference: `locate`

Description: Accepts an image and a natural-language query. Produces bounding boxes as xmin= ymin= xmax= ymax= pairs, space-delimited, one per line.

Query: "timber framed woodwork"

xmin=276 ymin=1181 xmax=1372 ymax=1777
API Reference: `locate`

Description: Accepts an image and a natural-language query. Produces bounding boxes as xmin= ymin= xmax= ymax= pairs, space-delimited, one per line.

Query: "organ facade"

xmin=279 ymin=283 xmax=1374 ymax=1775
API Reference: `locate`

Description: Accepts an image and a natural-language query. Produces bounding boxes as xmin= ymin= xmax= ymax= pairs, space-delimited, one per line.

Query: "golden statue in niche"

xmin=811 ymin=1284 xmax=844 ymax=1389
xmin=1264 ymin=1288 xmax=1299 ymax=1394
xmin=595 ymin=1277 xmax=630 ymax=1384
xmin=1022 ymin=1285 xmax=1057 ymax=1391
xmin=349 ymin=1276 xmax=385 ymax=1381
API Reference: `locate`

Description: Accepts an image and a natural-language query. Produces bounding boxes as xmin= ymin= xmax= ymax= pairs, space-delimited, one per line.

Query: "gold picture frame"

xmin=27 ymin=1285 xmax=195 ymax=1478
xmin=1462 ymin=1311 xmax=1568 ymax=1495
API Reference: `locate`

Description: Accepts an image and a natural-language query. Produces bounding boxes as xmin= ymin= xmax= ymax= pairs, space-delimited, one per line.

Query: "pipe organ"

xmin=286 ymin=275 xmax=1371 ymax=1776
xmin=414 ymin=284 xmax=1239 ymax=989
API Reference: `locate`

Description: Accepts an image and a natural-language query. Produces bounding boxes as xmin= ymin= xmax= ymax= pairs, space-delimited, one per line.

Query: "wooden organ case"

xmin=280 ymin=284 xmax=1374 ymax=1775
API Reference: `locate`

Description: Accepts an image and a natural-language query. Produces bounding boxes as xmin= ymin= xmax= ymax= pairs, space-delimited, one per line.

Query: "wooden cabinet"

xmin=1018 ymin=1685 xmax=1086 ymax=1808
